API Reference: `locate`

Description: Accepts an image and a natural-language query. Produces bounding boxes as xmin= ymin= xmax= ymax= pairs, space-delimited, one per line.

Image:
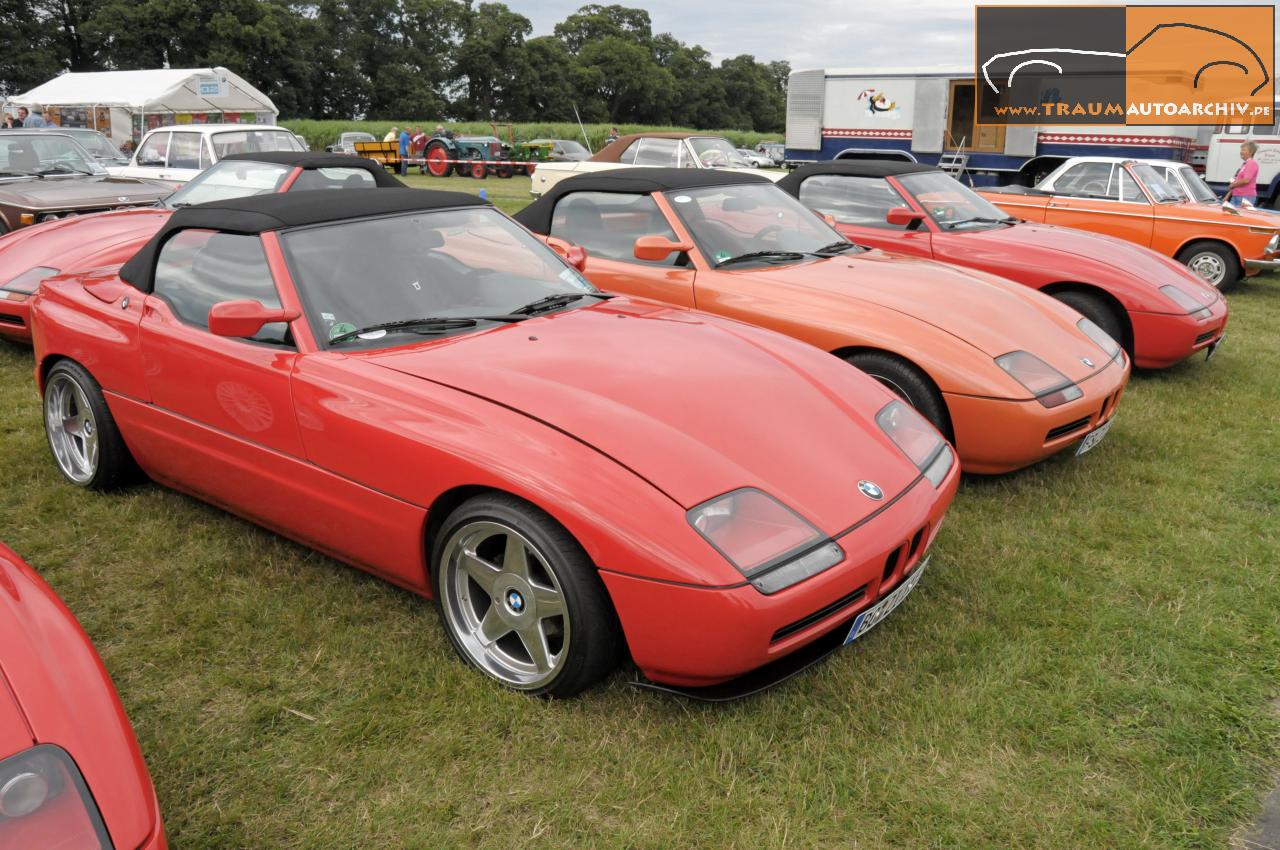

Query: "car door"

xmin=797 ymin=173 xmax=933 ymax=259
xmin=136 ymin=228 xmax=306 ymax=507
xmin=116 ymin=131 xmax=170 ymax=180
xmin=548 ymin=190 xmax=697 ymax=307
xmin=161 ymin=131 xmax=206 ymax=183
xmin=1042 ymin=161 xmax=1155 ymax=247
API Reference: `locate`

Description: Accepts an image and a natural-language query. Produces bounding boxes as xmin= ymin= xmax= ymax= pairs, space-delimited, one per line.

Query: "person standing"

xmin=1225 ymin=141 xmax=1259 ymax=208
xmin=383 ymin=126 xmax=398 ymax=142
xmin=22 ymin=105 xmax=47 ymax=127
xmin=1 ymin=113 xmax=14 ymax=129
xmin=606 ymin=126 xmax=620 ymax=144
xmin=398 ymin=126 xmax=411 ymax=176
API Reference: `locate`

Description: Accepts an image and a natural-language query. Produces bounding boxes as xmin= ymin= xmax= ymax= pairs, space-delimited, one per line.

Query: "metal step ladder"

xmin=939 ymin=136 xmax=970 ymax=181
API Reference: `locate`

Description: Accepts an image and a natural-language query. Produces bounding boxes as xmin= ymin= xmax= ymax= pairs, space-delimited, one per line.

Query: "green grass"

xmin=1 ymin=251 xmax=1278 ymax=847
xmin=396 ymin=171 xmax=536 ymax=216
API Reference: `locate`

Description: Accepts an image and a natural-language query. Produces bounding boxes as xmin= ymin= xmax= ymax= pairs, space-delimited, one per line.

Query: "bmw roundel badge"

xmin=858 ymin=480 xmax=884 ymax=500
xmin=1081 ymin=356 xmax=1095 ymax=368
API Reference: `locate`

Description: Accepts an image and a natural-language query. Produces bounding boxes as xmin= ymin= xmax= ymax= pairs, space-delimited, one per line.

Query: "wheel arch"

xmin=1171 ymin=235 xmax=1243 ymax=273
xmin=828 ymin=344 xmax=955 ymax=443
xmin=1039 ymin=281 xmax=1135 ymax=356
xmin=36 ymin=352 xmax=70 ymax=394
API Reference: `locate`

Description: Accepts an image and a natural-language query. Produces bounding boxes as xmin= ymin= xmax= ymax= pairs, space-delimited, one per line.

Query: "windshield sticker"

xmin=328 ymin=322 xmax=355 ymax=342
xmin=715 ymin=250 xmax=732 ymax=262
xmin=357 ymin=329 xmax=388 ymax=340
xmin=321 ymin=312 xmax=336 ymax=323
xmin=672 ymin=195 xmax=692 ymax=203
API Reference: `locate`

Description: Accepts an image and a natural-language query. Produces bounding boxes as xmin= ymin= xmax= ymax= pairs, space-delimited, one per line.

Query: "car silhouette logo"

xmin=858 ymin=480 xmax=884 ymax=500
xmin=117 ymin=196 xmax=130 ymax=202
xmin=1081 ymin=356 xmax=1095 ymax=368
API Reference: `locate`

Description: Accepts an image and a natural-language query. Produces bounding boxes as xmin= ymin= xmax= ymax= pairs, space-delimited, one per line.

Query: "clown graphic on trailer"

xmin=859 ymin=88 xmax=900 ymax=117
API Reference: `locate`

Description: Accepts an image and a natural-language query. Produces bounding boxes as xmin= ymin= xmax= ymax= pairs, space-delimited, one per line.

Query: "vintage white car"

xmin=108 ymin=123 xmax=305 ymax=189
xmin=529 ymin=132 xmax=777 ymax=196
xmin=1134 ymin=156 xmax=1280 ymax=219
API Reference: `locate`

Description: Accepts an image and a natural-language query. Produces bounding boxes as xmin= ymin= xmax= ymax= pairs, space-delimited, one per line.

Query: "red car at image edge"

xmin=0 ymin=543 xmax=167 ymax=849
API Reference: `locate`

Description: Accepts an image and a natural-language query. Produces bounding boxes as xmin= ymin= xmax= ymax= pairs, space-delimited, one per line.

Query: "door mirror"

xmin=208 ymin=299 xmax=299 ymax=338
xmin=634 ymin=235 xmax=693 ymax=262
xmin=544 ymin=235 xmax=588 ymax=272
xmin=886 ymin=207 xmax=926 ymax=228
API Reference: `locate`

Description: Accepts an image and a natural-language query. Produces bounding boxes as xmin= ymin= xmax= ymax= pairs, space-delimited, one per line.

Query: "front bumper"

xmin=944 ymin=356 xmax=1129 ymax=475
xmin=1130 ymin=298 xmax=1229 ymax=369
xmin=601 ymin=461 xmax=959 ymax=690
xmin=0 ymin=292 xmax=32 ymax=343
xmin=1244 ymin=257 xmax=1280 ymax=272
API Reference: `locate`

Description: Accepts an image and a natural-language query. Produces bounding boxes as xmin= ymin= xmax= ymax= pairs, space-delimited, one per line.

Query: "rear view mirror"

xmin=208 ymin=299 xmax=299 ymax=338
xmin=544 ymin=235 xmax=589 ymax=272
xmin=634 ymin=235 xmax=693 ymax=262
xmin=887 ymin=207 xmax=926 ymax=228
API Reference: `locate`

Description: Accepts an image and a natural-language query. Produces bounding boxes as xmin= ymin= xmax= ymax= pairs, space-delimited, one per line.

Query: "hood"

xmin=0 ymin=669 xmax=33 ymax=761
xmin=361 ymin=298 xmax=925 ymax=534
xmin=739 ymin=250 xmax=1107 ymax=383
xmin=1163 ymin=199 xmax=1278 ymax=230
xmin=0 ymin=176 xmax=170 ymax=210
xmin=0 ymin=208 xmax=169 ymax=278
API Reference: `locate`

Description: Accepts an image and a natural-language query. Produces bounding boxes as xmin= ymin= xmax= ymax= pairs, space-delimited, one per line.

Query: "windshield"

xmin=897 ymin=171 xmax=1012 ymax=229
xmin=67 ymin=130 xmax=124 ymax=160
xmin=666 ymin=183 xmax=845 ymax=264
xmin=1130 ymin=164 xmax=1181 ymax=203
xmin=210 ymin=130 xmax=304 ymax=160
xmin=559 ymin=140 xmax=589 ymax=156
xmin=166 ymin=160 xmax=291 ymax=206
xmin=1176 ymin=166 xmax=1219 ymax=203
xmin=342 ymin=133 xmax=375 ymax=143
xmin=281 ymin=207 xmax=601 ymax=349
xmin=688 ymin=138 xmax=750 ymax=169
xmin=0 ymin=134 xmax=104 ymax=176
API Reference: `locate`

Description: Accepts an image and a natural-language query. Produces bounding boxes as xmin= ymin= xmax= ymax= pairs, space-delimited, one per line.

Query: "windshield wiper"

xmin=944 ymin=216 xmax=1016 ymax=229
xmin=0 ymin=170 xmax=35 ymax=178
xmin=36 ymin=164 xmax=93 ymax=177
xmin=510 ymin=291 xmax=611 ymax=316
xmin=716 ymin=250 xmax=808 ymax=267
xmin=328 ymin=315 xmax=525 ymax=345
xmin=813 ymin=240 xmax=858 ymax=255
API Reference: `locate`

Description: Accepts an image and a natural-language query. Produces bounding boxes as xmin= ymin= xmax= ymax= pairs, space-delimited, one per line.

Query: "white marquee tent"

xmin=7 ymin=67 xmax=277 ymax=143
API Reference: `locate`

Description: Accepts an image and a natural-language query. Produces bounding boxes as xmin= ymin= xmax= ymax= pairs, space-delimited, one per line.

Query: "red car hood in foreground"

xmin=0 ymin=545 xmax=163 ymax=850
xmin=366 ymin=298 xmax=924 ymax=535
xmin=0 ymin=207 xmax=169 ymax=277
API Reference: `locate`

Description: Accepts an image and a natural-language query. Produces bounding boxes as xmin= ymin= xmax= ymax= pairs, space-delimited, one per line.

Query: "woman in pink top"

xmin=1226 ymin=140 xmax=1259 ymax=207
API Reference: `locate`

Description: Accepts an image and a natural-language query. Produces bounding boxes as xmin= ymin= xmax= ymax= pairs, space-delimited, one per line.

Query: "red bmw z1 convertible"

xmin=30 ymin=188 xmax=959 ymax=698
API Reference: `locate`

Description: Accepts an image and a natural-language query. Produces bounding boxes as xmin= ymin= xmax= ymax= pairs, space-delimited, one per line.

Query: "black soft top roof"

xmin=775 ymin=160 xmax=939 ymax=195
xmin=514 ymin=167 xmax=770 ymax=234
xmin=219 ymin=151 xmax=404 ymax=186
xmin=120 ymin=187 xmax=488 ymax=292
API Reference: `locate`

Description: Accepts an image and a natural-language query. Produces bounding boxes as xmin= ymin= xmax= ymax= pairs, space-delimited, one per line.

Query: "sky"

xmin=502 ymin=0 xmax=1279 ymax=71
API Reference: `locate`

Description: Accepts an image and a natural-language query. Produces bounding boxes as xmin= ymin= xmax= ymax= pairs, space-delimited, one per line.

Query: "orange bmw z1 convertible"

xmin=515 ymin=169 xmax=1132 ymax=475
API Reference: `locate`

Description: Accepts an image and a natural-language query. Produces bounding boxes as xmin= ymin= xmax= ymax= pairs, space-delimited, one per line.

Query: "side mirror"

xmin=634 ymin=235 xmax=693 ymax=262
xmin=886 ymin=207 xmax=926 ymax=229
xmin=208 ymin=299 xmax=299 ymax=338
xmin=544 ymin=235 xmax=588 ymax=272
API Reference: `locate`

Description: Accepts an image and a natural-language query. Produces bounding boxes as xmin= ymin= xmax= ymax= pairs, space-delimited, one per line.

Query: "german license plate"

xmin=1075 ymin=417 xmax=1113 ymax=456
xmin=844 ymin=556 xmax=928 ymax=646
xmin=1205 ymin=332 xmax=1226 ymax=362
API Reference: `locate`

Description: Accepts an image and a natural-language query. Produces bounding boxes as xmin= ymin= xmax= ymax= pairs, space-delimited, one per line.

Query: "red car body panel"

xmin=823 ymin=174 xmax=1227 ymax=370
xmin=30 ymin=211 xmax=959 ymax=686
xmin=0 ymin=543 xmax=167 ymax=849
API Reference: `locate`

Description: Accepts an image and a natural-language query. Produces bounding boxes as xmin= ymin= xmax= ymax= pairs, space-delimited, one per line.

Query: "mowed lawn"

xmin=0 ymin=188 xmax=1277 ymax=848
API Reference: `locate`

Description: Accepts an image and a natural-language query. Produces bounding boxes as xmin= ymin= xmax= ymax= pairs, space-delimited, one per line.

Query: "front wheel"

xmin=432 ymin=494 xmax=621 ymax=698
xmin=1176 ymin=241 xmax=1240 ymax=290
xmin=1052 ymin=290 xmax=1127 ymax=354
xmin=844 ymin=351 xmax=951 ymax=441
xmin=43 ymin=360 xmax=135 ymax=490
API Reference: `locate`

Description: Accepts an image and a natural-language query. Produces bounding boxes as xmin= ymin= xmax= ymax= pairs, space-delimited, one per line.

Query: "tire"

xmin=844 ymin=352 xmax=950 ymax=439
xmin=495 ymin=164 xmax=513 ymax=179
xmin=1176 ymin=240 xmax=1240 ymax=290
xmin=424 ymin=141 xmax=452 ymax=177
xmin=431 ymin=493 xmax=621 ymax=698
xmin=469 ymin=159 xmax=487 ymax=180
xmin=43 ymin=360 xmax=135 ymax=491
xmin=1052 ymin=290 xmax=1126 ymax=353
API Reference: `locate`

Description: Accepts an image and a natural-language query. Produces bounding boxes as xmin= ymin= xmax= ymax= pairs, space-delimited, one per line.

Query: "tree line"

xmin=1 ymin=1 xmax=789 ymax=131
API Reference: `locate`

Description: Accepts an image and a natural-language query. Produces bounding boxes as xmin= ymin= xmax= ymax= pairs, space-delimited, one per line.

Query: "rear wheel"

xmin=495 ymin=164 xmax=513 ymax=179
xmin=844 ymin=352 xmax=950 ymax=440
xmin=1176 ymin=240 xmax=1240 ymax=290
xmin=432 ymin=493 xmax=620 ymax=698
xmin=424 ymin=141 xmax=452 ymax=177
xmin=1052 ymin=290 xmax=1126 ymax=353
xmin=43 ymin=360 xmax=135 ymax=491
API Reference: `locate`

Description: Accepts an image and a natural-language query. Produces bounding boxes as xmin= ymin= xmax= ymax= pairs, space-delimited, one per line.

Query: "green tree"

xmin=453 ymin=2 xmax=532 ymax=120
xmin=0 ymin=0 xmax=65 ymax=96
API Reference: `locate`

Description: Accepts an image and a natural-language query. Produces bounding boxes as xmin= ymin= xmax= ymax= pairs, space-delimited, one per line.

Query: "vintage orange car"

xmin=979 ymin=157 xmax=1280 ymax=289
xmin=515 ymin=168 xmax=1132 ymax=475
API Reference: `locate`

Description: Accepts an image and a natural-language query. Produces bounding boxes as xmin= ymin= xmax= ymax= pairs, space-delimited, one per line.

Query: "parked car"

xmin=0 ymin=151 xmax=400 ymax=343
xmin=0 ymin=129 xmax=169 ymax=267
xmin=526 ymin=138 xmax=590 ymax=162
xmin=108 ymin=123 xmax=306 ymax=189
xmin=324 ymin=131 xmax=376 ymax=155
xmin=978 ymin=156 xmax=1280 ymax=289
xmin=515 ymin=168 xmax=1131 ymax=475
xmin=777 ymin=161 xmax=1229 ymax=369
xmin=529 ymin=133 xmax=771 ymax=196
xmin=3 ymin=126 xmax=131 ymax=167
xmin=30 ymin=187 xmax=959 ymax=699
xmin=1141 ymin=157 xmax=1280 ymax=222
xmin=0 ymin=542 xmax=167 ymax=849
xmin=736 ymin=148 xmax=774 ymax=168
xmin=756 ymin=141 xmax=785 ymax=165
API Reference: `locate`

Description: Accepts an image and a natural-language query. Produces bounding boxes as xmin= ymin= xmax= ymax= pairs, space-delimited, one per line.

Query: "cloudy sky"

xmin=503 ymin=0 xmax=1277 ymax=70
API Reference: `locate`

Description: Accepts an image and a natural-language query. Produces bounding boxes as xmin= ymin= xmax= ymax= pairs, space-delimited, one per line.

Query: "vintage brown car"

xmin=0 ymin=130 xmax=169 ymax=234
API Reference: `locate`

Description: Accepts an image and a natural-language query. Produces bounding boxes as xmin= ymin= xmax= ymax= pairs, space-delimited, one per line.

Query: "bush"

xmin=284 ymin=120 xmax=782 ymax=155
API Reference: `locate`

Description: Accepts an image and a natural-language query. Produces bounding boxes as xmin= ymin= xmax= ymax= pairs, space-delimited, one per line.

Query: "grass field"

xmin=0 ymin=196 xmax=1277 ymax=848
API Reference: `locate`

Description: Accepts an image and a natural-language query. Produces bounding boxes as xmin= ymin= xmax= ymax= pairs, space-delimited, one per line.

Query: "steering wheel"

xmin=753 ymin=223 xmax=784 ymax=241
xmin=700 ymin=150 xmax=728 ymax=167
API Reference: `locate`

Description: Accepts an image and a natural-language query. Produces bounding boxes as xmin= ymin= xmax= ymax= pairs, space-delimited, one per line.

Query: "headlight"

xmin=37 ymin=213 xmax=62 ymax=223
xmin=1076 ymin=317 xmax=1121 ymax=360
xmin=1160 ymin=284 xmax=1212 ymax=318
xmin=876 ymin=400 xmax=954 ymax=487
xmin=995 ymin=351 xmax=1083 ymax=408
xmin=1266 ymin=233 xmax=1279 ymax=252
xmin=0 ymin=745 xmax=111 ymax=847
xmin=688 ymin=488 xmax=844 ymax=594
xmin=0 ymin=266 xmax=58 ymax=296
